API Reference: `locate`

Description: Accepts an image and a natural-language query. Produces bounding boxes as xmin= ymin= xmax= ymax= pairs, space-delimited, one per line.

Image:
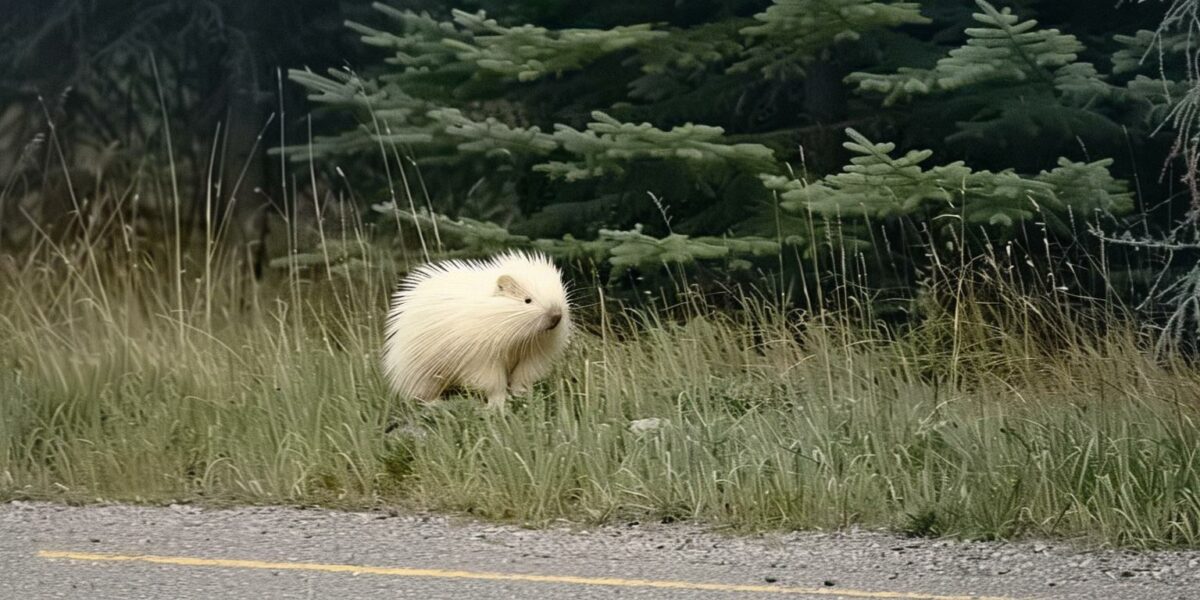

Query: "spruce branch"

xmin=847 ymin=0 xmax=1096 ymax=105
xmin=766 ymin=128 xmax=1130 ymax=237
xmin=732 ymin=0 xmax=929 ymax=79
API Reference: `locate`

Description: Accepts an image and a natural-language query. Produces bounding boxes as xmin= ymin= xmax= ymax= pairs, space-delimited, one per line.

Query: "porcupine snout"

xmin=546 ymin=309 xmax=563 ymax=330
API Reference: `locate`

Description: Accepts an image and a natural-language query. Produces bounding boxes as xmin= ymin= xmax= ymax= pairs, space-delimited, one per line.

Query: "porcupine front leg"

xmin=507 ymin=358 xmax=543 ymax=396
xmin=473 ymin=362 xmax=510 ymax=409
xmin=484 ymin=385 xmax=509 ymax=409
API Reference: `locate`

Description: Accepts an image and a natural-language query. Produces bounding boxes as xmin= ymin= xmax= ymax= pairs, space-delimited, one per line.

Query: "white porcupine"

xmin=381 ymin=250 xmax=571 ymax=408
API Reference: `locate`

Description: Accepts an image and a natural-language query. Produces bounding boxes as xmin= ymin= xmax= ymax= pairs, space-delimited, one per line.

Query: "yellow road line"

xmin=37 ymin=550 xmax=1022 ymax=600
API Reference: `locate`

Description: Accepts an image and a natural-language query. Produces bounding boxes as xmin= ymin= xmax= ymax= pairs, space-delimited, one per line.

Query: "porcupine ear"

xmin=496 ymin=274 xmax=518 ymax=297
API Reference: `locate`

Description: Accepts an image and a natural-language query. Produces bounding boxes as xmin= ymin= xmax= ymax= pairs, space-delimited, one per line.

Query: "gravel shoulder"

xmin=2 ymin=501 xmax=1198 ymax=599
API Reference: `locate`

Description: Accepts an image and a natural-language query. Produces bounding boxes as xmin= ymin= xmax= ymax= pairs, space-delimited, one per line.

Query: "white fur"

xmin=382 ymin=250 xmax=571 ymax=408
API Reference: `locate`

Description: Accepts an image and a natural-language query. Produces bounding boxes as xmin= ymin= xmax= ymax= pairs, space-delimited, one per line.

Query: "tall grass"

xmin=2 ymin=95 xmax=1198 ymax=547
xmin=1 ymin=213 xmax=1198 ymax=549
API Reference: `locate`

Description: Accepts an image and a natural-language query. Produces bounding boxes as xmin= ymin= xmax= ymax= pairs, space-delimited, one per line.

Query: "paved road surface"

xmin=2 ymin=501 xmax=1197 ymax=599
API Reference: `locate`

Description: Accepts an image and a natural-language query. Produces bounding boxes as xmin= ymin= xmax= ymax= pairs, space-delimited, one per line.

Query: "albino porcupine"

xmin=382 ymin=250 xmax=571 ymax=408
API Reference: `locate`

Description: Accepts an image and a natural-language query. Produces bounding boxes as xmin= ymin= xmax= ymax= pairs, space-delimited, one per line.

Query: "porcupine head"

xmin=382 ymin=250 xmax=571 ymax=409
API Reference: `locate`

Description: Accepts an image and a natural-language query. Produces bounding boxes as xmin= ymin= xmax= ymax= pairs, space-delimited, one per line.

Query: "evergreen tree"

xmin=282 ymin=0 xmax=1179 ymax=304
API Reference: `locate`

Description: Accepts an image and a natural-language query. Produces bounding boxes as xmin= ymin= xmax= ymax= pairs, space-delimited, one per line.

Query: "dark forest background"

xmin=2 ymin=0 xmax=1198 ymax=341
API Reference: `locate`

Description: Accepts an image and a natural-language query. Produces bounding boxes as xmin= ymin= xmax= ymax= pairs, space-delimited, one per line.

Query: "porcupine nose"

xmin=547 ymin=309 xmax=563 ymax=330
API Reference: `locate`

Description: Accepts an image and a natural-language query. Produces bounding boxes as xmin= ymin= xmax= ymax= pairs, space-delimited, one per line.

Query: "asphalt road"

xmin=2 ymin=501 xmax=1198 ymax=599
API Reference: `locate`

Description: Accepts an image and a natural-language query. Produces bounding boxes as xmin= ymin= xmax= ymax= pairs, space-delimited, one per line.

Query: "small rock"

xmin=629 ymin=418 xmax=668 ymax=434
xmin=823 ymin=580 xmax=836 ymax=587
xmin=764 ymin=576 xmax=778 ymax=583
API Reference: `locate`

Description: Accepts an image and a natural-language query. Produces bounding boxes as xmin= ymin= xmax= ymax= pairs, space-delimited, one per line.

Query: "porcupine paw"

xmin=509 ymin=384 xmax=530 ymax=396
xmin=485 ymin=392 xmax=510 ymax=410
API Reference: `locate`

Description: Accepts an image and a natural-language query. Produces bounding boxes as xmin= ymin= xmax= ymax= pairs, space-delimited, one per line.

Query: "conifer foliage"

xmin=847 ymin=1 xmax=1091 ymax=104
xmin=732 ymin=0 xmax=930 ymax=79
xmin=534 ymin=112 xmax=779 ymax=182
xmin=763 ymin=129 xmax=1131 ymax=236
xmin=284 ymin=0 xmax=1181 ymax=292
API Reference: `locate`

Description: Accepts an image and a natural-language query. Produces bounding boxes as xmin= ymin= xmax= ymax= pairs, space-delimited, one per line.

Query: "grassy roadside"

xmin=2 ymin=235 xmax=1198 ymax=550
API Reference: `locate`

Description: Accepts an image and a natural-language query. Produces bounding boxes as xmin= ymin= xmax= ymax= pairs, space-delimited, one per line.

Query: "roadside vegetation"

xmin=2 ymin=212 xmax=1197 ymax=549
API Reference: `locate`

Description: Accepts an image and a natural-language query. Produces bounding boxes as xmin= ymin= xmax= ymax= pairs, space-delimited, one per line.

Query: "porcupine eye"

xmin=524 ymin=298 xmax=532 ymax=304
